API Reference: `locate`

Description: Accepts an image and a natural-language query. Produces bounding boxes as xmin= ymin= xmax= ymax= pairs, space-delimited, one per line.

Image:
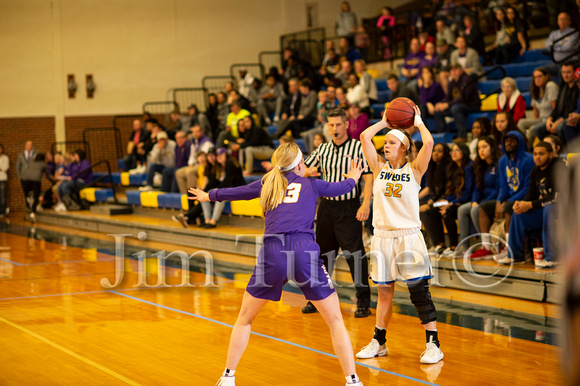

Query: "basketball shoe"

xmin=355 ymin=339 xmax=388 ymax=359
xmin=215 ymin=376 xmax=235 ymax=385
xmin=420 ymin=342 xmax=444 ymax=364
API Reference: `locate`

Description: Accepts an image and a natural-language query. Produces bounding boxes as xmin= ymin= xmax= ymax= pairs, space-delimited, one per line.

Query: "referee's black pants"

xmin=316 ymin=198 xmax=370 ymax=308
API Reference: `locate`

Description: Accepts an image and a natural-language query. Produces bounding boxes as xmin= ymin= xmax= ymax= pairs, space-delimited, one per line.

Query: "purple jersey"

xmin=208 ymin=172 xmax=356 ymax=237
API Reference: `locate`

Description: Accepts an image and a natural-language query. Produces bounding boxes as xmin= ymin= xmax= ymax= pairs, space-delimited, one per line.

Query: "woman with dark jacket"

xmin=20 ymin=153 xmax=55 ymax=222
xmin=57 ymin=149 xmax=93 ymax=210
xmin=200 ymin=147 xmax=245 ymax=228
xmin=234 ymin=116 xmax=275 ymax=176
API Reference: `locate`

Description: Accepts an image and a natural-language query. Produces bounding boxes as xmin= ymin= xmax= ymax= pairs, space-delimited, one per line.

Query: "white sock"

xmin=505 ymin=233 xmax=509 ymax=244
xmin=346 ymin=374 xmax=360 ymax=384
xmin=222 ymin=369 xmax=235 ymax=377
xmin=481 ymin=233 xmax=491 ymax=247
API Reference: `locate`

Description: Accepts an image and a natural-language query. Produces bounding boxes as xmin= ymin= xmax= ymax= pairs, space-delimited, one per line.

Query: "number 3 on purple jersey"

xmin=283 ymin=183 xmax=302 ymax=203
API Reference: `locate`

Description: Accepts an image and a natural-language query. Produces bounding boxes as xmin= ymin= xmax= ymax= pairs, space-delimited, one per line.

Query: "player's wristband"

xmin=414 ymin=115 xmax=424 ymax=128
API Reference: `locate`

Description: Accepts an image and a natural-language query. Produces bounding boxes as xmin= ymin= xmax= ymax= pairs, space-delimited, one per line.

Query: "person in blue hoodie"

xmin=457 ymin=136 xmax=501 ymax=259
xmin=478 ymin=131 xmax=535 ymax=258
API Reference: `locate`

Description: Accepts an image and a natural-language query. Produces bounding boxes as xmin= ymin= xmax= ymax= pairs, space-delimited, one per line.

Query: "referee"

xmin=302 ymin=108 xmax=372 ymax=317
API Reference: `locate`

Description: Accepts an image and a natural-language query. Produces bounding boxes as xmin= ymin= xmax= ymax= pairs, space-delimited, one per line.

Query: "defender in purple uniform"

xmin=188 ymin=143 xmax=365 ymax=386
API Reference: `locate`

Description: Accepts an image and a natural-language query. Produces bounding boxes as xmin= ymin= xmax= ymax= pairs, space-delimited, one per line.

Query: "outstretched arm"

xmin=188 ymin=180 xmax=262 ymax=202
xmin=410 ymin=105 xmax=434 ymax=178
xmin=359 ymin=112 xmax=389 ymax=173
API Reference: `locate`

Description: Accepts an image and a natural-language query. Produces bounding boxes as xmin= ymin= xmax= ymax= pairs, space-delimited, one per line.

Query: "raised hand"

xmin=343 ymin=157 xmax=364 ymax=182
xmin=187 ymin=187 xmax=210 ymax=202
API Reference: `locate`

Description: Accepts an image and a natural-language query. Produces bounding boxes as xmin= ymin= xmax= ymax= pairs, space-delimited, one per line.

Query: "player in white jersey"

xmin=356 ymin=106 xmax=444 ymax=364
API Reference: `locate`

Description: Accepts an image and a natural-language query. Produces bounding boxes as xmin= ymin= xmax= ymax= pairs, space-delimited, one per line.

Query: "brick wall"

xmin=0 ymin=117 xmax=56 ymax=213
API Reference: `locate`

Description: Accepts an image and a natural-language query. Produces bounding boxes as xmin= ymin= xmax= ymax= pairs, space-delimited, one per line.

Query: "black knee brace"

xmin=408 ymin=279 xmax=437 ymax=324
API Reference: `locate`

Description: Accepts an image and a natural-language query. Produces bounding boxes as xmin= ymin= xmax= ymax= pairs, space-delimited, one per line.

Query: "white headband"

xmin=281 ymin=149 xmax=303 ymax=172
xmin=386 ymin=130 xmax=410 ymax=148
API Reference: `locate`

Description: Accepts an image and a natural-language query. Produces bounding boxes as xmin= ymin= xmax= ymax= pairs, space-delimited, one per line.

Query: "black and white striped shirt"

xmin=305 ymin=137 xmax=371 ymax=201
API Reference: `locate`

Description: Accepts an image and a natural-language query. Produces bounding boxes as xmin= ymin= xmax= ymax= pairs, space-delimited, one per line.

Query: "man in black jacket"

xmin=231 ymin=116 xmax=275 ymax=176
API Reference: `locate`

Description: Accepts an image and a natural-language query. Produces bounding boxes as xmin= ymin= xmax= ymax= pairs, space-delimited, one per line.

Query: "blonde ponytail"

xmin=260 ymin=143 xmax=302 ymax=213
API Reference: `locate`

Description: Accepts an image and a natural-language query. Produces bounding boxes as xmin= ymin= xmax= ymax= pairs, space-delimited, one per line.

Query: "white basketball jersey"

xmin=373 ymin=161 xmax=421 ymax=230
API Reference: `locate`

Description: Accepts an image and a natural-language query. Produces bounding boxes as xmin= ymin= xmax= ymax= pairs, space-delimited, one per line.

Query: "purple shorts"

xmin=246 ymin=233 xmax=336 ymax=301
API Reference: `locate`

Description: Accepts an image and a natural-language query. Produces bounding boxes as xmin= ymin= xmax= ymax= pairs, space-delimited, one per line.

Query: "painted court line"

xmin=111 ymin=291 xmax=439 ymax=386
xmin=0 ymin=316 xmax=140 ymax=385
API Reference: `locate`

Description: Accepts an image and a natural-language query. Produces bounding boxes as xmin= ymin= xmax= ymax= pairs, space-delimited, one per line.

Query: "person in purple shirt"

xmin=418 ymin=66 xmax=445 ymax=120
xmin=400 ymin=38 xmax=425 ymax=89
xmin=57 ymin=149 xmax=93 ymax=205
xmin=189 ymin=143 xmax=365 ymax=386
xmin=161 ymin=131 xmax=191 ymax=192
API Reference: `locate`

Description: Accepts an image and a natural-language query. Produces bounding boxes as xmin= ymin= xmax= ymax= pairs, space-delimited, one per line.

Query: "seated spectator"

xmin=486 ymin=9 xmax=508 ymax=64
xmin=301 ymin=90 xmax=334 ymax=153
xmin=468 ymin=117 xmax=492 ymax=161
xmin=321 ymin=40 xmax=338 ymax=70
xmin=458 ymin=136 xmax=501 ymax=258
xmin=450 ymin=36 xmax=484 ymax=76
xmin=336 ymin=86 xmax=350 ymax=110
xmin=246 ymin=78 xmax=262 ymax=111
xmin=435 ymin=18 xmax=456 ymax=46
xmin=346 ymin=73 xmax=369 ymax=109
xmin=123 ymin=119 xmax=148 ymax=170
xmin=518 ymin=68 xmax=559 ymax=143
xmin=544 ymin=134 xmax=564 ymax=158
xmin=503 ymin=142 xmax=565 ymax=264
xmin=237 ymin=68 xmax=255 ymax=99
xmin=418 ymin=42 xmax=438 ymax=76
xmin=313 ymin=133 xmax=327 ymax=150
xmin=186 ymin=104 xmax=212 ymax=137
xmin=232 ymin=116 xmax=275 ymax=176
xmin=355 ymin=26 xmax=370 ymax=61
xmin=275 ymin=79 xmax=317 ymax=138
xmin=435 ymin=38 xmax=453 ymax=94
xmin=217 ymin=101 xmax=251 ymax=147
xmin=338 ymin=37 xmax=361 ymax=63
xmin=280 ymin=78 xmax=301 ymax=121
xmin=478 ymin=131 xmax=534 ymax=252
xmin=497 ymin=77 xmax=527 ymax=124
xmin=500 ymin=6 xmax=529 ymax=64
xmin=334 ymin=59 xmax=354 ymax=87
xmin=461 ymin=15 xmax=485 ymax=60
xmin=200 ymin=148 xmax=245 ymax=228
xmin=376 ymin=6 xmax=395 ymax=59
xmin=215 ymin=92 xmax=230 ymax=135
xmin=529 ymin=62 xmax=579 ymax=145
xmin=140 ymin=131 xmax=176 ymax=191
xmin=563 ymin=69 xmax=580 ymax=144
xmin=346 ymin=103 xmax=370 ymax=140
xmin=142 ymin=122 xmax=163 ymax=157
xmin=386 ymin=73 xmax=420 ymax=105
xmin=257 ymin=74 xmax=286 ymax=125
xmin=400 ymin=38 xmax=425 ymax=89
xmin=545 ymin=12 xmax=579 ymax=65
xmin=423 ymin=143 xmax=474 ymax=256
xmin=57 ymin=149 xmax=93 ymax=210
xmin=261 ymin=135 xmax=295 ymax=172
xmin=161 ymin=131 xmax=190 ymax=192
xmin=227 ymin=90 xmax=252 ymax=113
xmin=175 ymin=125 xmax=214 ymax=194
xmin=172 ymin=151 xmax=208 ymax=228
xmin=434 ymin=64 xmax=481 ymax=143
xmin=418 ymin=66 xmax=446 ymax=119
xmin=354 ymin=59 xmax=378 ymax=103
xmin=206 ymin=93 xmax=220 ymax=138
xmin=419 ymin=143 xmax=452 ymax=227
xmin=491 ymin=111 xmax=523 ymax=152
xmin=320 ymin=47 xmax=340 ymax=78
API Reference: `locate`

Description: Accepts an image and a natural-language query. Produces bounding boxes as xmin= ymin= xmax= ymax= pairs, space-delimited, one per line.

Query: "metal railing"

xmin=142 ymin=101 xmax=179 ymax=129
xmin=546 ymin=29 xmax=580 ymax=64
xmin=72 ymin=159 xmax=119 ymax=205
xmin=169 ymin=87 xmax=208 ymax=113
xmin=230 ymin=63 xmax=265 ymax=83
xmin=82 ymin=127 xmax=123 ymax=169
xmin=259 ymin=50 xmax=282 ymax=75
xmin=280 ymin=27 xmax=325 ymax=68
xmin=201 ymin=75 xmax=237 ymax=94
xmin=286 ymin=38 xmax=323 ymax=68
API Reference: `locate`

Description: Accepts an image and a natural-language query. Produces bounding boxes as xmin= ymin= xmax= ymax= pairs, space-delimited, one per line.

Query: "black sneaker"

xmin=355 ymin=306 xmax=371 ymax=318
xmin=302 ymin=301 xmax=318 ymax=314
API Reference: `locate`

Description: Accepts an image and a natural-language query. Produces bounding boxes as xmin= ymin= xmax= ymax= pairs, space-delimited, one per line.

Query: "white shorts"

xmin=369 ymin=228 xmax=432 ymax=284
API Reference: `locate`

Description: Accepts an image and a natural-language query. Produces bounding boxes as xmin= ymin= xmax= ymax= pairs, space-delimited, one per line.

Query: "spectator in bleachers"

xmin=400 ymin=38 xmax=425 ymax=89
xmin=313 ymin=133 xmax=326 ymax=150
xmin=386 ymin=73 xmax=420 ymax=105
xmin=301 ymin=90 xmax=334 ymax=153
xmin=56 ymin=149 xmax=93 ymax=211
xmin=491 ymin=111 xmax=523 ymax=152
xmin=418 ymin=65 xmax=446 ymax=120
xmin=418 ymin=42 xmax=438 ymax=77
xmin=277 ymin=79 xmax=317 ymax=138
xmin=142 ymin=122 xmax=162 ymax=156
xmin=186 ymin=104 xmax=212 ymax=136
xmin=450 ymin=36 xmax=484 ymax=76
xmin=217 ymin=100 xmax=251 ymax=147
xmin=206 ymin=93 xmax=220 ymax=139
xmin=486 ymin=8 xmax=508 ymax=64
xmin=228 ymin=90 xmax=252 ymax=114
xmin=563 ymin=68 xmax=580 ymax=143
xmin=418 ymin=30 xmax=436 ymax=52
xmin=140 ymin=131 xmax=176 ymax=191
xmin=257 ymin=74 xmax=286 ymax=125
xmin=346 ymin=73 xmax=369 ymax=109
xmin=317 ymin=90 xmax=334 ymax=125
xmin=200 ymin=147 xmax=245 ymax=228
xmin=425 ymin=143 xmax=475 ymax=257
xmin=460 ymin=15 xmax=486 ymax=60
xmin=224 ymin=81 xmax=235 ymax=95
xmin=260 ymin=136 xmax=295 ymax=172
xmin=468 ymin=117 xmax=492 ymax=161
xmin=502 ymin=142 xmax=565 ymax=264
xmin=172 ymin=151 xmax=208 ymax=228
xmin=281 ymin=50 xmax=300 ymax=84
xmin=336 ymin=86 xmax=350 ymax=110
xmin=175 ymin=124 xmax=214 ymax=194
xmin=246 ymin=78 xmax=262 ymax=112
xmin=346 ymin=103 xmax=369 ymax=141
xmin=355 ymin=26 xmax=370 ymax=61
xmin=320 ymin=48 xmax=340 ymax=79
xmin=280 ymin=78 xmax=301 ymax=122
xmin=0 ymin=144 xmax=8 ymax=217
xmin=326 ymin=86 xmax=338 ymax=108
xmin=518 ymin=68 xmax=559 ymax=143
xmin=544 ymin=134 xmax=564 ymax=158
xmin=123 ymin=119 xmax=148 ymax=171
xmin=216 ymin=92 xmax=230 ymax=134
xmin=459 ymin=136 xmax=501 ymax=259
xmin=377 ymin=6 xmax=395 ymax=60
xmin=233 ymin=116 xmax=275 ymax=176
xmin=434 ymin=63 xmax=481 ymax=143
xmin=334 ymin=59 xmax=354 ymax=86
xmin=20 ymin=153 xmax=54 ymax=222
xmin=545 ymin=12 xmax=579 ymax=64
xmin=478 ymin=131 xmax=534 ymax=251
xmin=497 ymin=77 xmax=527 ymax=124
xmin=322 ymin=40 xmax=336 ymax=66
xmin=435 ymin=38 xmax=453 ymax=94
xmin=335 ymin=2 xmax=358 ymax=41
xmin=506 ymin=6 xmax=529 ymax=56
xmin=529 ymin=62 xmax=579 ymax=145
xmin=237 ymin=68 xmax=255 ymax=100
xmin=354 ymin=60 xmax=378 ymax=104
xmin=435 ymin=18 xmax=455 ymax=46
xmin=160 ymin=131 xmax=190 ymax=193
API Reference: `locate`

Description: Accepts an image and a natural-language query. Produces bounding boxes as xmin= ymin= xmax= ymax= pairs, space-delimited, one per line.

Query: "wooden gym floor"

xmin=0 ymin=219 xmax=561 ymax=385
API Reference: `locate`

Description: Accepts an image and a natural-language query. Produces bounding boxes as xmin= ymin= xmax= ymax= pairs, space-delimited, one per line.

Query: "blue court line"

xmin=0 ymin=257 xmax=23 ymax=266
xmin=110 ymin=290 xmax=439 ymax=386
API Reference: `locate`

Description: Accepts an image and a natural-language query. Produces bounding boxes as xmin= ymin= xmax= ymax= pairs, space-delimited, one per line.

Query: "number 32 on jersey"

xmin=283 ymin=183 xmax=302 ymax=203
xmin=384 ymin=182 xmax=402 ymax=198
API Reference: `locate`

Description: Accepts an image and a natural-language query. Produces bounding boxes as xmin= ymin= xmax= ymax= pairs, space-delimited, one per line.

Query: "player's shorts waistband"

xmin=320 ymin=197 xmax=360 ymax=205
xmin=374 ymin=227 xmax=420 ymax=239
xmin=263 ymin=232 xmax=314 ymax=243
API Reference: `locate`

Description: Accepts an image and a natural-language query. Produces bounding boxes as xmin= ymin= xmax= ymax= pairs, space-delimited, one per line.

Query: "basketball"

xmin=385 ymin=97 xmax=416 ymax=129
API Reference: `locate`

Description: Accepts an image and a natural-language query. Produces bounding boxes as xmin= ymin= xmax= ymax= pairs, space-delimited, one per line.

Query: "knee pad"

xmin=408 ymin=279 xmax=437 ymax=324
